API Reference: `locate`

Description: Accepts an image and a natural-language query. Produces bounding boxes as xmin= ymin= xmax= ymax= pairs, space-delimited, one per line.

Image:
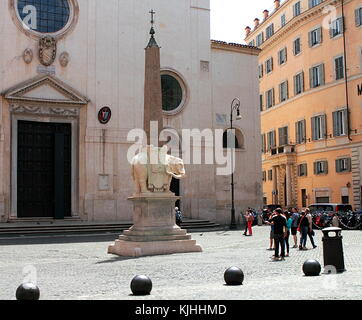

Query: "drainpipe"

xmin=341 ymin=0 xmax=352 ymax=141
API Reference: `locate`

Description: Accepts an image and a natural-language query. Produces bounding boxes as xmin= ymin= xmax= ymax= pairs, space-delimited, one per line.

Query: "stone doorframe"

xmin=1 ymin=75 xmax=89 ymax=220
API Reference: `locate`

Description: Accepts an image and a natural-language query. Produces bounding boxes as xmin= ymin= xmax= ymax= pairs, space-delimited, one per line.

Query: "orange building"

xmin=245 ymin=0 xmax=362 ymax=209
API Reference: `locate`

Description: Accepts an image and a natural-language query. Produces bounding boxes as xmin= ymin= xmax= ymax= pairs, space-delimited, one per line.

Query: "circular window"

xmin=161 ymin=74 xmax=183 ymax=112
xmin=160 ymin=71 xmax=187 ymax=114
xmin=11 ymin=0 xmax=78 ymax=39
xmin=17 ymin=0 xmax=70 ymax=33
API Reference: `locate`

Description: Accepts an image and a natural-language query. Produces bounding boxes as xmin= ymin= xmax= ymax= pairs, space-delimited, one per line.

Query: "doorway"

xmin=170 ymin=177 xmax=180 ymax=209
xmin=17 ymin=120 xmax=71 ymax=218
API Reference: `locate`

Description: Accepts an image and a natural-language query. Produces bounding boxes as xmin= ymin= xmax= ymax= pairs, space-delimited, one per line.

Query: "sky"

xmin=210 ymin=0 xmax=279 ymax=44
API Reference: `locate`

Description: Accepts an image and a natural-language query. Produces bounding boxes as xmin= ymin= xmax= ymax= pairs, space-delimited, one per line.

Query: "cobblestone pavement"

xmin=0 ymin=226 xmax=361 ymax=300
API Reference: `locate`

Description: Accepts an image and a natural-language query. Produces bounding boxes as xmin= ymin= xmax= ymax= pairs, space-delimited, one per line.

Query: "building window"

xmin=258 ymin=64 xmax=264 ymax=79
xmin=278 ymin=47 xmax=287 ymax=65
xmin=311 ymin=114 xmax=326 ymax=140
xmin=266 ymin=89 xmax=275 ymax=109
xmin=265 ymin=57 xmax=273 ymax=74
xmin=267 ymin=130 xmax=276 ymax=150
xmin=293 ymin=37 xmax=301 ymax=55
xmin=355 ymin=7 xmax=362 ymax=27
xmin=309 ymin=0 xmax=322 ymax=9
xmin=333 ymin=108 xmax=348 ymax=136
xmin=278 ymin=126 xmax=289 ymax=146
xmin=161 ymin=73 xmax=184 ymax=112
xmin=314 ymin=160 xmax=328 ymax=175
xmin=330 ymin=17 xmax=344 ymax=38
xmin=336 ymin=158 xmax=351 ymax=173
xmin=266 ymin=24 xmax=274 ymax=39
xmin=309 ymin=27 xmax=322 ymax=47
xmin=293 ymin=1 xmax=301 ymax=17
xmin=262 ymin=171 xmax=267 ymax=182
xmin=279 ymin=80 xmax=289 ymax=102
xmin=223 ymin=130 xmax=243 ymax=149
xmin=268 ymin=170 xmax=273 ymax=181
xmin=309 ymin=64 xmax=325 ymax=88
xmin=294 ymin=71 xmax=304 ymax=95
xmin=295 ymin=119 xmax=306 ymax=144
xmin=260 ymin=94 xmax=264 ymax=111
xmin=16 ymin=0 xmax=72 ymax=34
xmin=335 ymin=56 xmax=344 ymax=80
xmin=341 ymin=196 xmax=349 ymax=204
xmin=248 ymin=40 xmax=255 ymax=46
xmin=256 ymin=32 xmax=264 ymax=46
xmin=298 ymin=164 xmax=308 ymax=177
xmin=281 ymin=14 xmax=286 ymax=27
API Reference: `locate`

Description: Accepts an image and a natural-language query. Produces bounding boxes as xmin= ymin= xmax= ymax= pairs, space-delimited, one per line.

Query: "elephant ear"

xmin=166 ymin=159 xmax=185 ymax=179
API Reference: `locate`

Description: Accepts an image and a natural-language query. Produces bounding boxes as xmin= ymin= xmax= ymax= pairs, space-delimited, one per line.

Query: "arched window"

xmin=223 ymin=129 xmax=244 ymax=149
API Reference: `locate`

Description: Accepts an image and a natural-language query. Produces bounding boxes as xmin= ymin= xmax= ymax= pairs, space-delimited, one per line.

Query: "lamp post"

xmin=229 ymin=98 xmax=242 ymax=230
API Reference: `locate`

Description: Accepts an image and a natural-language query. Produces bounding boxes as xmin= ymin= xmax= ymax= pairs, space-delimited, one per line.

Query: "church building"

xmin=0 ymin=0 xmax=262 ymax=225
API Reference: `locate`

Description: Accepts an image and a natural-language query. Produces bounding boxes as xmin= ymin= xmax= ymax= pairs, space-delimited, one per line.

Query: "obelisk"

xmin=107 ymin=11 xmax=202 ymax=257
xmin=143 ymin=9 xmax=163 ymax=146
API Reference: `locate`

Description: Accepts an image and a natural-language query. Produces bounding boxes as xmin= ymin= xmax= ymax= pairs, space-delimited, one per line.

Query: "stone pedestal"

xmin=108 ymin=193 xmax=202 ymax=257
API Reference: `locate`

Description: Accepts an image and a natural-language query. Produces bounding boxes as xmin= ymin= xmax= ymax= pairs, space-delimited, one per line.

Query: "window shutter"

xmin=311 ymin=117 xmax=316 ymax=140
xmin=295 ymin=121 xmax=299 ymax=144
xmin=318 ymin=27 xmax=323 ymax=43
xmin=336 ymin=159 xmax=340 ymax=173
xmin=304 ymin=164 xmax=308 ymax=176
xmin=314 ymin=162 xmax=318 ymax=174
xmin=332 ymin=111 xmax=338 ymax=136
xmin=309 ymin=0 xmax=313 ymax=9
xmin=286 ymin=80 xmax=289 ymax=99
xmin=285 ymin=48 xmax=287 ymax=62
xmin=272 ymin=88 xmax=275 ymax=106
xmin=343 ymin=108 xmax=348 ymax=135
xmin=329 ymin=22 xmax=333 ymax=38
xmin=294 ymin=75 xmax=297 ymax=95
xmin=356 ymin=9 xmax=361 ymax=26
xmin=271 ymin=57 xmax=274 ymax=71
xmin=320 ymin=64 xmax=325 ymax=85
xmin=309 ymin=67 xmax=313 ymax=88
xmin=324 ymin=161 xmax=328 ymax=174
xmin=347 ymin=158 xmax=351 ymax=172
xmin=308 ymin=31 xmax=312 ymax=47
xmin=279 ymin=83 xmax=282 ymax=102
xmin=321 ymin=114 xmax=327 ymax=138
xmin=302 ymin=119 xmax=306 ymax=142
xmin=340 ymin=17 xmax=344 ymax=34
xmin=301 ymin=71 xmax=305 ymax=92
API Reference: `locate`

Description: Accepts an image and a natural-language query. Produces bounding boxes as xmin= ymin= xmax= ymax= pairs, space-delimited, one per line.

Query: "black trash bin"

xmin=322 ymin=227 xmax=346 ymax=273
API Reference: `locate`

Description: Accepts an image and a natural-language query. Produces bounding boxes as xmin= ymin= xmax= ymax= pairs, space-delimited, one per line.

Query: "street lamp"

xmin=229 ymin=98 xmax=242 ymax=230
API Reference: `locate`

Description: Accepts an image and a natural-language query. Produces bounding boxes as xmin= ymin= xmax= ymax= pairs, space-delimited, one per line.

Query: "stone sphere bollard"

xmin=302 ymin=259 xmax=321 ymax=276
xmin=130 ymin=275 xmax=152 ymax=295
xmin=224 ymin=267 xmax=244 ymax=285
xmin=16 ymin=283 xmax=40 ymax=300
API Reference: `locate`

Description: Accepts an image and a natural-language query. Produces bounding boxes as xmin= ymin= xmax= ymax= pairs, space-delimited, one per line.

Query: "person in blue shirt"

xmin=284 ymin=211 xmax=293 ymax=257
xmin=290 ymin=208 xmax=300 ymax=248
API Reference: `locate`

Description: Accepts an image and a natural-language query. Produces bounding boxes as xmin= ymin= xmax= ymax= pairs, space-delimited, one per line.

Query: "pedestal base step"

xmin=108 ymin=239 xmax=202 ymax=257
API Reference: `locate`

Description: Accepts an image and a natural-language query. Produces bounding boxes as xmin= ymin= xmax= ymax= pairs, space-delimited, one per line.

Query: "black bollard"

xmin=16 ymin=283 xmax=40 ymax=300
xmin=224 ymin=267 xmax=244 ymax=285
xmin=130 ymin=275 xmax=152 ymax=295
xmin=302 ymin=259 xmax=321 ymax=276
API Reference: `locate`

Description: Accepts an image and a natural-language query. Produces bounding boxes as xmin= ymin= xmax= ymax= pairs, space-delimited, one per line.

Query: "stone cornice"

xmin=211 ymin=40 xmax=261 ymax=56
xmin=246 ymin=0 xmax=350 ymax=51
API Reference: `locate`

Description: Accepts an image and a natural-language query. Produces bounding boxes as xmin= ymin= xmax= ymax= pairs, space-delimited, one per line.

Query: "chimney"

xmin=245 ymin=26 xmax=251 ymax=37
xmin=254 ymin=18 xmax=260 ymax=28
xmin=263 ymin=10 xmax=269 ymax=20
xmin=274 ymin=0 xmax=281 ymax=10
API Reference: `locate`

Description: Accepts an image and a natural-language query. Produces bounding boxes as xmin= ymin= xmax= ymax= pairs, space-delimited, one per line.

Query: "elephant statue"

xmin=131 ymin=145 xmax=185 ymax=194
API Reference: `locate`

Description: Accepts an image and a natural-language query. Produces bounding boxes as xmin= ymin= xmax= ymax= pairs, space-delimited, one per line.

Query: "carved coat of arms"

xmin=39 ymin=36 xmax=57 ymax=66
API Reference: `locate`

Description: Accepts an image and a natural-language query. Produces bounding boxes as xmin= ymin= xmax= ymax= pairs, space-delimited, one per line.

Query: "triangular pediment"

xmin=1 ymin=75 xmax=89 ymax=105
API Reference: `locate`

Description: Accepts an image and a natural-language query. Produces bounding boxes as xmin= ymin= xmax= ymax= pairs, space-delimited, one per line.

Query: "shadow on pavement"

xmin=0 ymin=233 xmax=120 ymax=246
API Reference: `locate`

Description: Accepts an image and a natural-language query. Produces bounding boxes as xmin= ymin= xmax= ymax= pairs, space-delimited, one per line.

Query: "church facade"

xmin=0 ymin=0 xmax=262 ymax=224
